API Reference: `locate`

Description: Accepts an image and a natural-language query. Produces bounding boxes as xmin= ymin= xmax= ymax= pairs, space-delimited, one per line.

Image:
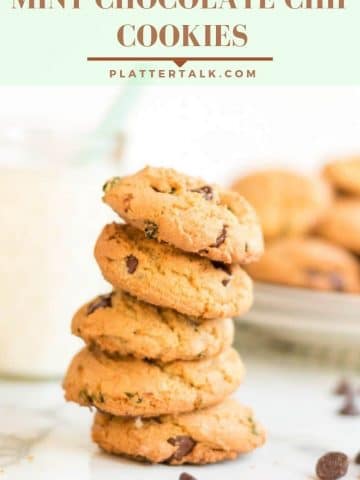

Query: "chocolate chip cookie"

xmin=92 ymin=398 xmax=266 ymax=465
xmin=72 ymin=290 xmax=234 ymax=362
xmin=246 ymin=237 xmax=360 ymax=293
xmin=102 ymin=167 xmax=263 ymax=264
xmin=323 ymin=156 xmax=360 ymax=195
xmin=63 ymin=346 xmax=245 ymax=417
xmin=94 ymin=223 xmax=253 ymax=319
xmin=232 ymin=169 xmax=332 ymax=240
xmin=316 ymin=198 xmax=360 ymax=254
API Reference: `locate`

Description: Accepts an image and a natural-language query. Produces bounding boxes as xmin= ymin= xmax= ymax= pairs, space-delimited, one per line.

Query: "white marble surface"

xmin=1 ymin=353 xmax=360 ymax=480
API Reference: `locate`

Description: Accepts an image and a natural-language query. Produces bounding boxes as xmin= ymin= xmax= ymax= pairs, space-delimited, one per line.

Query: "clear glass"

xmin=0 ymin=126 xmax=124 ymax=379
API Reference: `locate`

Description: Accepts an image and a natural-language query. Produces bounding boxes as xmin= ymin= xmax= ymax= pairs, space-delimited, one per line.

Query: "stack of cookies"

xmin=63 ymin=166 xmax=266 ymax=465
xmin=232 ymin=166 xmax=360 ymax=293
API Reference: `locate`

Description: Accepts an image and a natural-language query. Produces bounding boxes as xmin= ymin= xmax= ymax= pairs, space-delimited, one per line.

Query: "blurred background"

xmin=1 ymin=85 xmax=360 ymax=379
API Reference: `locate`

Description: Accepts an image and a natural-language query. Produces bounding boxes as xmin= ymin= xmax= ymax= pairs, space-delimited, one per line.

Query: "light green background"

xmin=0 ymin=0 xmax=358 ymax=84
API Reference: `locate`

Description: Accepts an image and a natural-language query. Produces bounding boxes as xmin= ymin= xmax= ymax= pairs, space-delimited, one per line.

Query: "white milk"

xmin=0 ymin=134 xmax=121 ymax=378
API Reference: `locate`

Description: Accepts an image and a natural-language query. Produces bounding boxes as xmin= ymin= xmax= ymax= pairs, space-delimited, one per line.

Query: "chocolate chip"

xmin=210 ymin=225 xmax=228 ymax=248
xmin=79 ymin=389 xmax=94 ymax=404
xmin=212 ymin=261 xmax=232 ymax=276
xmin=334 ymin=378 xmax=352 ymax=396
xmin=222 ymin=278 xmax=230 ymax=287
xmin=179 ymin=474 xmax=197 ymax=480
xmin=328 ymin=273 xmax=345 ymax=292
xmin=305 ymin=269 xmax=345 ymax=292
xmin=190 ymin=185 xmax=213 ymax=201
xmin=144 ymin=220 xmax=158 ymax=240
xmin=151 ymin=185 xmax=176 ymax=194
xmin=86 ymin=293 xmax=113 ymax=315
xmin=354 ymin=452 xmax=360 ymax=464
xmin=125 ymin=255 xmax=138 ymax=274
xmin=167 ymin=436 xmax=196 ymax=461
xmin=338 ymin=392 xmax=360 ymax=416
xmin=316 ymin=452 xmax=349 ymax=480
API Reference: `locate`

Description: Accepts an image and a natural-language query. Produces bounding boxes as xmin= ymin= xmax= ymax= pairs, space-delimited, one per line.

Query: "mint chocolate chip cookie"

xmin=246 ymin=237 xmax=360 ymax=293
xmin=317 ymin=198 xmax=360 ymax=255
xmin=232 ymin=169 xmax=332 ymax=240
xmin=92 ymin=398 xmax=265 ymax=465
xmin=72 ymin=290 xmax=234 ymax=362
xmin=94 ymin=223 xmax=253 ymax=319
xmin=63 ymin=346 xmax=245 ymax=417
xmin=102 ymin=167 xmax=263 ymax=264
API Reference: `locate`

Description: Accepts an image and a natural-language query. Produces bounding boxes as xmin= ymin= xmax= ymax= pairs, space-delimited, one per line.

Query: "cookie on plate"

xmin=316 ymin=198 xmax=360 ymax=254
xmin=92 ymin=398 xmax=266 ymax=465
xmin=102 ymin=167 xmax=263 ymax=264
xmin=94 ymin=223 xmax=253 ymax=319
xmin=245 ymin=237 xmax=360 ymax=293
xmin=232 ymin=169 xmax=332 ymax=240
xmin=63 ymin=346 xmax=245 ymax=417
xmin=323 ymin=156 xmax=360 ymax=195
xmin=72 ymin=290 xmax=234 ymax=362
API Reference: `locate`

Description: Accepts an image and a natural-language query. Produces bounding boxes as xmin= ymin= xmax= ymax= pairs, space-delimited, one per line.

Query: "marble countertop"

xmin=1 ymin=353 xmax=360 ymax=480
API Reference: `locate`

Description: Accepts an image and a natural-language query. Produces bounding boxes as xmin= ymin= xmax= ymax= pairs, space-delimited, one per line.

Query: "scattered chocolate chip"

xmin=338 ymin=392 xmax=360 ymax=416
xmin=334 ymin=378 xmax=352 ymax=396
xmin=354 ymin=451 xmax=360 ymax=464
xmin=210 ymin=225 xmax=228 ymax=248
xmin=179 ymin=474 xmax=197 ymax=480
xmin=144 ymin=220 xmax=158 ymax=240
xmin=328 ymin=272 xmax=345 ymax=292
xmin=222 ymin=278 xmax=231 ymax=287
xmin=125 ymin=255 xmax=138 ymax=274
xmin=86 ymin=293 xmax=113 ymax=315
xmin=316 ymin=452 xmax=349 ymax=480
xmin=167 ymin=436 xmax=196 ymax=461
xmin=190 ymin=185 xmax=213 ymax=201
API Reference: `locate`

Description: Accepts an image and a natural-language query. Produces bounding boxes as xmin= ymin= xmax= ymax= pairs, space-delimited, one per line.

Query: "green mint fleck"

xmin=144 ymin=220 xmax=158 ymax=240
xmin=102 ymin=176 xmax=122 ymax=193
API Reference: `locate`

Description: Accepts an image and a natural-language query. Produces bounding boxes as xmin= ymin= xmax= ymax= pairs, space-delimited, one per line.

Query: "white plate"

xmin=239 ymin=282 xmax=360 ymax=351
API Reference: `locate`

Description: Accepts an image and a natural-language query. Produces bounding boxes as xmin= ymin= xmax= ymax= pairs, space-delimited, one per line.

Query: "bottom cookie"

xmin=92 ymin=398 xmax=266 ymax=465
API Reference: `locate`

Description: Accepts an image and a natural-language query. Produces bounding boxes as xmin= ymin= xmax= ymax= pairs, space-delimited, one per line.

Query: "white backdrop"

xmin=1 ymin=86 xmax=360 ymax=185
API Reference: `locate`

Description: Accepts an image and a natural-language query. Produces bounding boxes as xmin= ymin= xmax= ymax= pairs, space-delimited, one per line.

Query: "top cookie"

xmin=323 ymin=156 xmax=360 ymax=195
xmin=246 ymin=237 xmax=360 ymax=293
xmin=94 ymin=223 xmax=253 ymax=319
xmin=232 ymin=169 xmax=332 ymax=240
xmin=102 ymin=167 xmax=263 ymax=264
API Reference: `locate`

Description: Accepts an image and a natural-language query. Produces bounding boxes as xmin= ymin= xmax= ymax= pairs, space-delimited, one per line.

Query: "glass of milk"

xmin=0 ymin=127 xmax=123 ymax=379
